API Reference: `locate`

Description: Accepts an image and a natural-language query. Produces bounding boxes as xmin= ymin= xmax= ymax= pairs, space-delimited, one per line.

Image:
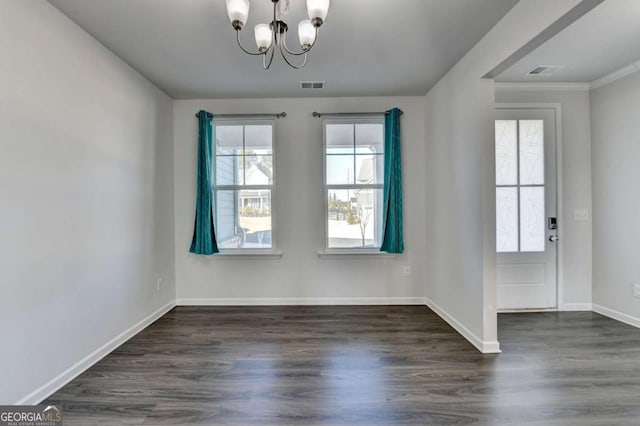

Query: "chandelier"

xmin=225 ymin=0 xmax=331 ymax=70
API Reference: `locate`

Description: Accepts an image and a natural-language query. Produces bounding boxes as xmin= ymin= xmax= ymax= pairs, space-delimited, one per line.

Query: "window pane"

xmin=215 ymin=125 xmax=243 ymax=155
xmin=520 ymin=186 xmax=545 ymax=252
xmin=326 ymin=155 xmax=355 ymax=185
xmin=328 ymin=188 xmax=382 ymax=248
xmin=216 ymin=155 xmax=244 ymax=185
xmin=245 ymin=125 xmax=272 ymax=155
xmin=495 ymin=120 xmax=517 ymax=185
xmin=239 ymin=189 xmax=272 ymax=249
xmin=519 ymin=120 xmax=544 ymax=185
xmin=215 ymin=190 xmax=241 ymax=248
xmin=355 ymin=123 xmax=384 ymax=154
xmin=244 ymin=155 xmax=272 ymax=185
xmin=496 ymin=187 xmax=518 ymax=252
xmin=216 ymin=190 xmax=272 ymax=249
xmin=355 ymin=154 xmax=383 ymax=184
xmin=326 ymin=124 xmax=354 ymax=154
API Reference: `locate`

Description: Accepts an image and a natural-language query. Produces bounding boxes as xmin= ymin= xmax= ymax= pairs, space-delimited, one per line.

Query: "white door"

xmin=495 ymin=108 xmax=558 ymax=310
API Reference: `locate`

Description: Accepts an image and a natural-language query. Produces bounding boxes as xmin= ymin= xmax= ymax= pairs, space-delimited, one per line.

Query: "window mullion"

xmin=326 ymin=184 xmax=383 ymax=190
xmin=352 ymin=123 xmax=356 ymax=185
xmin=242 ymin=125 xmax=246 ymax=185
xmin=516 ymin=120 xmax=521 ymax=253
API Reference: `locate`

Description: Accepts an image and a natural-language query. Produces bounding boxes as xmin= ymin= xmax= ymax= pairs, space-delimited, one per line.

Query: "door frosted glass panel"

xmin=496 ymin=187 xmax=518 ymax=252
xmin=495 ymin=120 xmax=518 ymax=185
xmin=519 ymin=120 xmax=544 ymax=185
xmin=520 ymin=186 xmax=545 ymax=252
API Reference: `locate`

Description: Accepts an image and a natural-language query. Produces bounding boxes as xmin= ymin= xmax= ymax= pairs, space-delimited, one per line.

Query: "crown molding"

xmin=590 ymin=60 xmax=640 ymax=90
xmin=495 ymin=61 xmax=640 ymax=93
xmin=494 ymin=82 xmax=590 ymax=92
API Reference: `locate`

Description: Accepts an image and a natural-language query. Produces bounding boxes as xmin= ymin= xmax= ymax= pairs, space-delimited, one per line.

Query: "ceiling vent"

xmin=527 ymin=65 xmax=564 ymax=76
xmin=301 ymin=81 xmax=325 ymax=89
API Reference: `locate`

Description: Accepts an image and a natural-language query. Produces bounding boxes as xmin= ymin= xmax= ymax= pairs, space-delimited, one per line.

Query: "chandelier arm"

xmin=281 ymin=27 xmax=319 ymax=56
xmin=279 ymin=42 xmax=308 ymax=69
xmin=231 ymin=0 xmax=321 ymax=70
xmin=236 ymin=29 xmax=264 ymax=56
xmin=263 ymin=45 xmax=276 ymax=70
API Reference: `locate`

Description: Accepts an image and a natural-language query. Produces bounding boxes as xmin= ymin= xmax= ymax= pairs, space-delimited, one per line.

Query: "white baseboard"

xmin=177 ymin=297 xmax=502 ymax=353
xmin=16 ymin=300 xmax=176 ymax=405
xmin=176 ymin=297 xmax=427 ymax=306
xmin=593 ymin=304 xmax=640 ymax=329
xmin=560 ymin=303 xmax=593 ymax=311
xmin=16 ymin=295 xmax=507 ymax=404
xmin=425 ymin=297 xmax=501 ymax=354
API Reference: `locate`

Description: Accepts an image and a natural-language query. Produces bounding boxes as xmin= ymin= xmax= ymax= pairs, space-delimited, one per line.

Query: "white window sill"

xmin=213 ymin=251 xmax=283 ymax=259
xmin=317 ymin=249 xmax=396 ymax=259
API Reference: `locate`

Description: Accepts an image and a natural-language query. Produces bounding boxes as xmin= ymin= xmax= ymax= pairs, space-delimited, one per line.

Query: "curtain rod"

xmin=312 ymin=110 xmax=403 ymax=118
xmin=195 ymin=112 xmax=286 ymax=119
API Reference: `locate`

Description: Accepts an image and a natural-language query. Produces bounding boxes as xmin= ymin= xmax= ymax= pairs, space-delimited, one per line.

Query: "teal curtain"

xmin=380 ymin=108 xmax=404 ymax=253
xmin=190 ymin=111 xmax=219 ymax=255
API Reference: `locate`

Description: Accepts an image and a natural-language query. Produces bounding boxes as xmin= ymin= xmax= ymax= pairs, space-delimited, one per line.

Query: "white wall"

xmin=495 ymin=89 xmax=593 ymax=309
xmin=591 ymin=71 xmax=640 ymax=326
xmin=0 ymin=1 xmax=175 ymax=404
xmin=423 ymin=0 xmax=582 ymax=352
xmin=174 ymin=97 xmax=426 ymax=304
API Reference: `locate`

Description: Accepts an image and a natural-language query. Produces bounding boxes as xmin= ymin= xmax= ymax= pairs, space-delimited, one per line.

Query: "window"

xmin=324 ymin=119 xmax=385 ymax=249
xmin=214 ymin=120 xmax=274 ymax=250
xmin=495 ymin=119 xmax=545 ymax=253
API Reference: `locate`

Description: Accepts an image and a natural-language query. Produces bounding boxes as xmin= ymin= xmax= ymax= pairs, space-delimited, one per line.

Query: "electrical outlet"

xmin=403 ymin=266 xmax=412 ymax=277
xmin=156 ymin=278 xmax=163 ymax=292
xmin=633 ymin=283 xmax=640 ymax=298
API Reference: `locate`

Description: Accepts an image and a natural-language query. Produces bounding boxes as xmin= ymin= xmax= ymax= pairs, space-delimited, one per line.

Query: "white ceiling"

xmin=48 ymin=0 xmax=518 ymax=99
xmin=496 ymin=0 xmax=640 ymax=83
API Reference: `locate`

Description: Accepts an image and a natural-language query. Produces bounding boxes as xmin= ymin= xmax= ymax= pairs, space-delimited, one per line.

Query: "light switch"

xmin=574 ymin=209 xmax=589 ymax=221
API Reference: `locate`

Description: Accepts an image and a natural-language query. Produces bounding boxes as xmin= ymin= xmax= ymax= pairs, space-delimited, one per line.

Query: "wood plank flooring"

xmin=45 ymin=306 xmax=640 ymax=425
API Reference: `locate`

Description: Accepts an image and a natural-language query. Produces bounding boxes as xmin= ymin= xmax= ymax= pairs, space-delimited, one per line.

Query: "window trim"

xmin=317 ymin=249 xmax=395 ymax=258
xmin=212 ymin=118 xmax=278 ymax=254
xmin=322 ymin=117 xmax=385 ymax=251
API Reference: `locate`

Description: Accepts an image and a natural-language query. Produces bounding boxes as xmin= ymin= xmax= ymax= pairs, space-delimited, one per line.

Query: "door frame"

xmin=494 ymin=103 xmax=564 ymax=311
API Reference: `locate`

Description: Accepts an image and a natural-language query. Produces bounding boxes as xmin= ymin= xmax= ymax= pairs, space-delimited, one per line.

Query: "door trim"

xmin=495 ymin=103 xmax=563 ymax=311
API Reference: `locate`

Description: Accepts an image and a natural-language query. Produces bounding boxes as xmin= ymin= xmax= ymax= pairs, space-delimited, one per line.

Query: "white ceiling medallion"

xmin=226 ymin=0 xmax=330 ymax=70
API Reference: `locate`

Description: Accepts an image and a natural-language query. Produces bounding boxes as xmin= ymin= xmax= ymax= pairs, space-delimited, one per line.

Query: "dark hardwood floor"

xmin=45 ymin=306 xmax=640 ymax=425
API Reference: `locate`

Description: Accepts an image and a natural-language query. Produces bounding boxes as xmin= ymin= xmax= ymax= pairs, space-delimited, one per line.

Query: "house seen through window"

xmin=324 ymin=119 xmax=385 ymax=249
xmin=214 ymin=121 xmax=274 ymax=250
